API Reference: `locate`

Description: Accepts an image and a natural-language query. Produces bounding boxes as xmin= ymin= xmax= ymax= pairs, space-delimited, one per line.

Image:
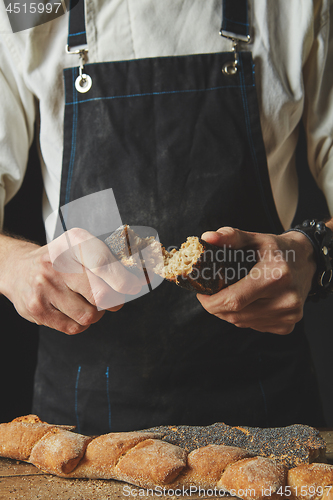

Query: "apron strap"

xmin=66 ymin=0 xmax=251 ymax=51
xmin=67 ymin=0 xmax=87 ymax=51
xmin=220 ymin=0 xmax=251 ymax=43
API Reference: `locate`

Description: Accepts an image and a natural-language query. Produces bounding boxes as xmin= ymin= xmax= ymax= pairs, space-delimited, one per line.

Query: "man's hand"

xmin=0 ymin=228 xmax=142 ymax=335
xmin=197 ymin=227 xmax=317 ymax=335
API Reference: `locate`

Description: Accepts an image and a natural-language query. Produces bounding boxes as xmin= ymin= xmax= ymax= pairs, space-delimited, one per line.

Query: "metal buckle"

xmin=65 ymin=45 xmax=92 ymax=93
xmin=220 ymin=31 xmax=251 ymax=76
xmin=66 ymin=44 xmax=89 ymax=55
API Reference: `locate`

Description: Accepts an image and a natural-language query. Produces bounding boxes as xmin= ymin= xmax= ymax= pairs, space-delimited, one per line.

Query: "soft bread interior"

xmin=161 ymin=237 xmax=203 ymax=280
xmin=121 ymin=227 xmax=204 ymax=280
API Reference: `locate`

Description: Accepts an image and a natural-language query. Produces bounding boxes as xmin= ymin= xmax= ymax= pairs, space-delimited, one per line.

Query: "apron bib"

xmin=33 ymin=0 xmax=324 ymax=434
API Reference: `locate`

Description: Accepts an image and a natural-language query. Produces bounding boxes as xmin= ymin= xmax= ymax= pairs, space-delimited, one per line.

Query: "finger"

xmin=200 ymin=291 xmax=302 ymax=333
xmin=23 ymin=298 xmax=100 ymax=336
xmin=201 ymin=227 xmax=259 ymax=250
xmin=197 ymin=269 xmax=265 ymax=315
xmin=73 ymin=235 xmax=142 ymax=295
xmin=51 ymin=228 xmax=142 ymax=295
xmin=65 ymin=268 xmax=125 ymax=311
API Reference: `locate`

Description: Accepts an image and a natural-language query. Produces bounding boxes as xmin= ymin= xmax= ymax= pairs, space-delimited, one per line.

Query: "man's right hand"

xmin=0 ymin=228 xmax=142 ymax=335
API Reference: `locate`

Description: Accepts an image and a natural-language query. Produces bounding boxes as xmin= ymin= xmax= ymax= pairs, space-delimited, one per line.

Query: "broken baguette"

xmin=104 ymin=224 xmax=255 ymax=295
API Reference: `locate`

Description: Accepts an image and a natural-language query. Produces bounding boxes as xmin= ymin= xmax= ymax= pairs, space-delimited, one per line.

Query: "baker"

xmin=0 ymin=0 xmax=332 ymax=435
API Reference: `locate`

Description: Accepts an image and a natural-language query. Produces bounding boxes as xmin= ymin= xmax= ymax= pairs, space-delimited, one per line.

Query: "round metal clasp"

xmin=75 ymin=74 xmax=92 ymax=93
xmin=222 ymin=61 xmax=238 ymax=76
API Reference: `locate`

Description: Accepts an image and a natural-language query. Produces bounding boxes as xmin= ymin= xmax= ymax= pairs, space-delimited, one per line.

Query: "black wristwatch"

xmin=285 ymin=219 xmax=333 ymax=300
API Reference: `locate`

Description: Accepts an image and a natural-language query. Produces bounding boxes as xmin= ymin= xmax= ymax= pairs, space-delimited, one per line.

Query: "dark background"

xmin=0 ymin=125 xmax=332 ymax=426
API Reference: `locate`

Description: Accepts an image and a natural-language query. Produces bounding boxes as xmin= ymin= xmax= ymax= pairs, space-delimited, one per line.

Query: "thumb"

xmin=201 ymin=227 xmax=254 ymax=249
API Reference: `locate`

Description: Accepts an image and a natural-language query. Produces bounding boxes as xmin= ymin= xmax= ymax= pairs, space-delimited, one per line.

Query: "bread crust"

xmin=0 ymin=417 xmax=58 ymax=461
xmin=174 ymin=444 xmax=252 ymax=489
xmin=67 ymin=431 xmax=162 ymax=479
xmin=288 ymin=463 xmax=333 ymax=500
xmin=217 ymin=456 xmax=287 ymax=500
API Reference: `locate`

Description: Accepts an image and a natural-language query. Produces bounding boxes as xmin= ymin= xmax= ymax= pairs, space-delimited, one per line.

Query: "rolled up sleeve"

xmin=302 ymin=1 xmax=333 ymax=215
xmin=0 ymin=29 xmax=36 ymax=229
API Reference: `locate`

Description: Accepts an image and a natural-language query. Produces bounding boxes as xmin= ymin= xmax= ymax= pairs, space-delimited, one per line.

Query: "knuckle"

xmin=227 ymin=312 xmax=241 ymax=325
xmin=222 ymin=226 xmax=237 ymax=236
xmin=224 ymin=296 xmax=243 ymax=313
xmin=32 ymin=271 xmax=48 ymax=289
xmin=76 ymin=309 xmax=97 ymax=327
xmin=93 ymin=285 xmax=123 ymax=309
xmin=66 ymin=322 xmax=87 ymax=335
xmin=286 ymin=292 xmax=303 ymax=311
xmin=113 ymin=281 xmax=129 ymax=295
xmin=92 ymin=286 xmax=110 ymax=305
xmin=94 ymin=250 xmax=112 ymax=269
xmin=279 ymin=324 xmax=295 ymax=335
xmin=26 ymin=295 xmax=43 ymax=316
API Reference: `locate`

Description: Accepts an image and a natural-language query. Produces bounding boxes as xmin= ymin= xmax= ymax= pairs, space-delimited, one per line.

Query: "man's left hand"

xmin=197 ymin=227 xmax=317 ymax=335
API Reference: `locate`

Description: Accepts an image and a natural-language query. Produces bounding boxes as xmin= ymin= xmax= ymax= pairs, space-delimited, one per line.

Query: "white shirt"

xmin=0 ymin=0 xmax=332 ymax=239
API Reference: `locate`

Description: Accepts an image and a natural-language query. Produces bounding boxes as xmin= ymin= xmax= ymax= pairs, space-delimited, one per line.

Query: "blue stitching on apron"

xmin=68 ymin=31 xmax=86 ymax=37
xmin=106 ymin=366 xmax=112 ymax=431
xmin=65 ymin=84 xmax=255 ymax=106
xmin=75 ymin=365 xmax=82 ymax=433
xmin=65 ymin=69 xmax=79 ymax=206
xmin=238 ymin=55 xmax=278 ymax=232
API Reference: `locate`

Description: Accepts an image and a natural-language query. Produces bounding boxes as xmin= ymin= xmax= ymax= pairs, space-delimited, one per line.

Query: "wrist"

xmin=284 ymin=219 xmax=333 ymax=300
xmin=0 ymin=233 xmax=39 ymax=298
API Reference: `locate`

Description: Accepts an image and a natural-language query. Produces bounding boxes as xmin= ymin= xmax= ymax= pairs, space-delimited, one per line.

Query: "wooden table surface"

xmin=0 ymin=431 xmax=332 ymax=500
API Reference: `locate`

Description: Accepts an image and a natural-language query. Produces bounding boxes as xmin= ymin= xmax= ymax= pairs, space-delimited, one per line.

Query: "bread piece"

xmin=104 ymin=225 xmax=163 ymax=275
xmin=174 ymin=444 xmax=253 ymax=489
xmin=288 ymin=463 xmax=333 ymax=500
xmin=105 ymin=225 xmax=254 ymax=295
xmin=114 ymin=439 xmax=187 ymax=488
xmin=29 ymin=427 xmax=92 ymax=475
xmin=217 ymin=456 xmax=287 ymax=500
xmin=0 ymin=416 xmax=58 ymax=461
xmin=67 ymin=431 xmax=161 ymax=479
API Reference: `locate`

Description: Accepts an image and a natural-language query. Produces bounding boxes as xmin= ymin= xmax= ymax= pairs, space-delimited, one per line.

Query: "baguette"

xmin=0 ymin=415 xmax=329 ymax=497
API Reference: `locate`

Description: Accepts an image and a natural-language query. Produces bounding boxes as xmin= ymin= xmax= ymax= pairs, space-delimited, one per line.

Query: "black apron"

xmin=33 ymin=0 xmax=324 ymax=435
